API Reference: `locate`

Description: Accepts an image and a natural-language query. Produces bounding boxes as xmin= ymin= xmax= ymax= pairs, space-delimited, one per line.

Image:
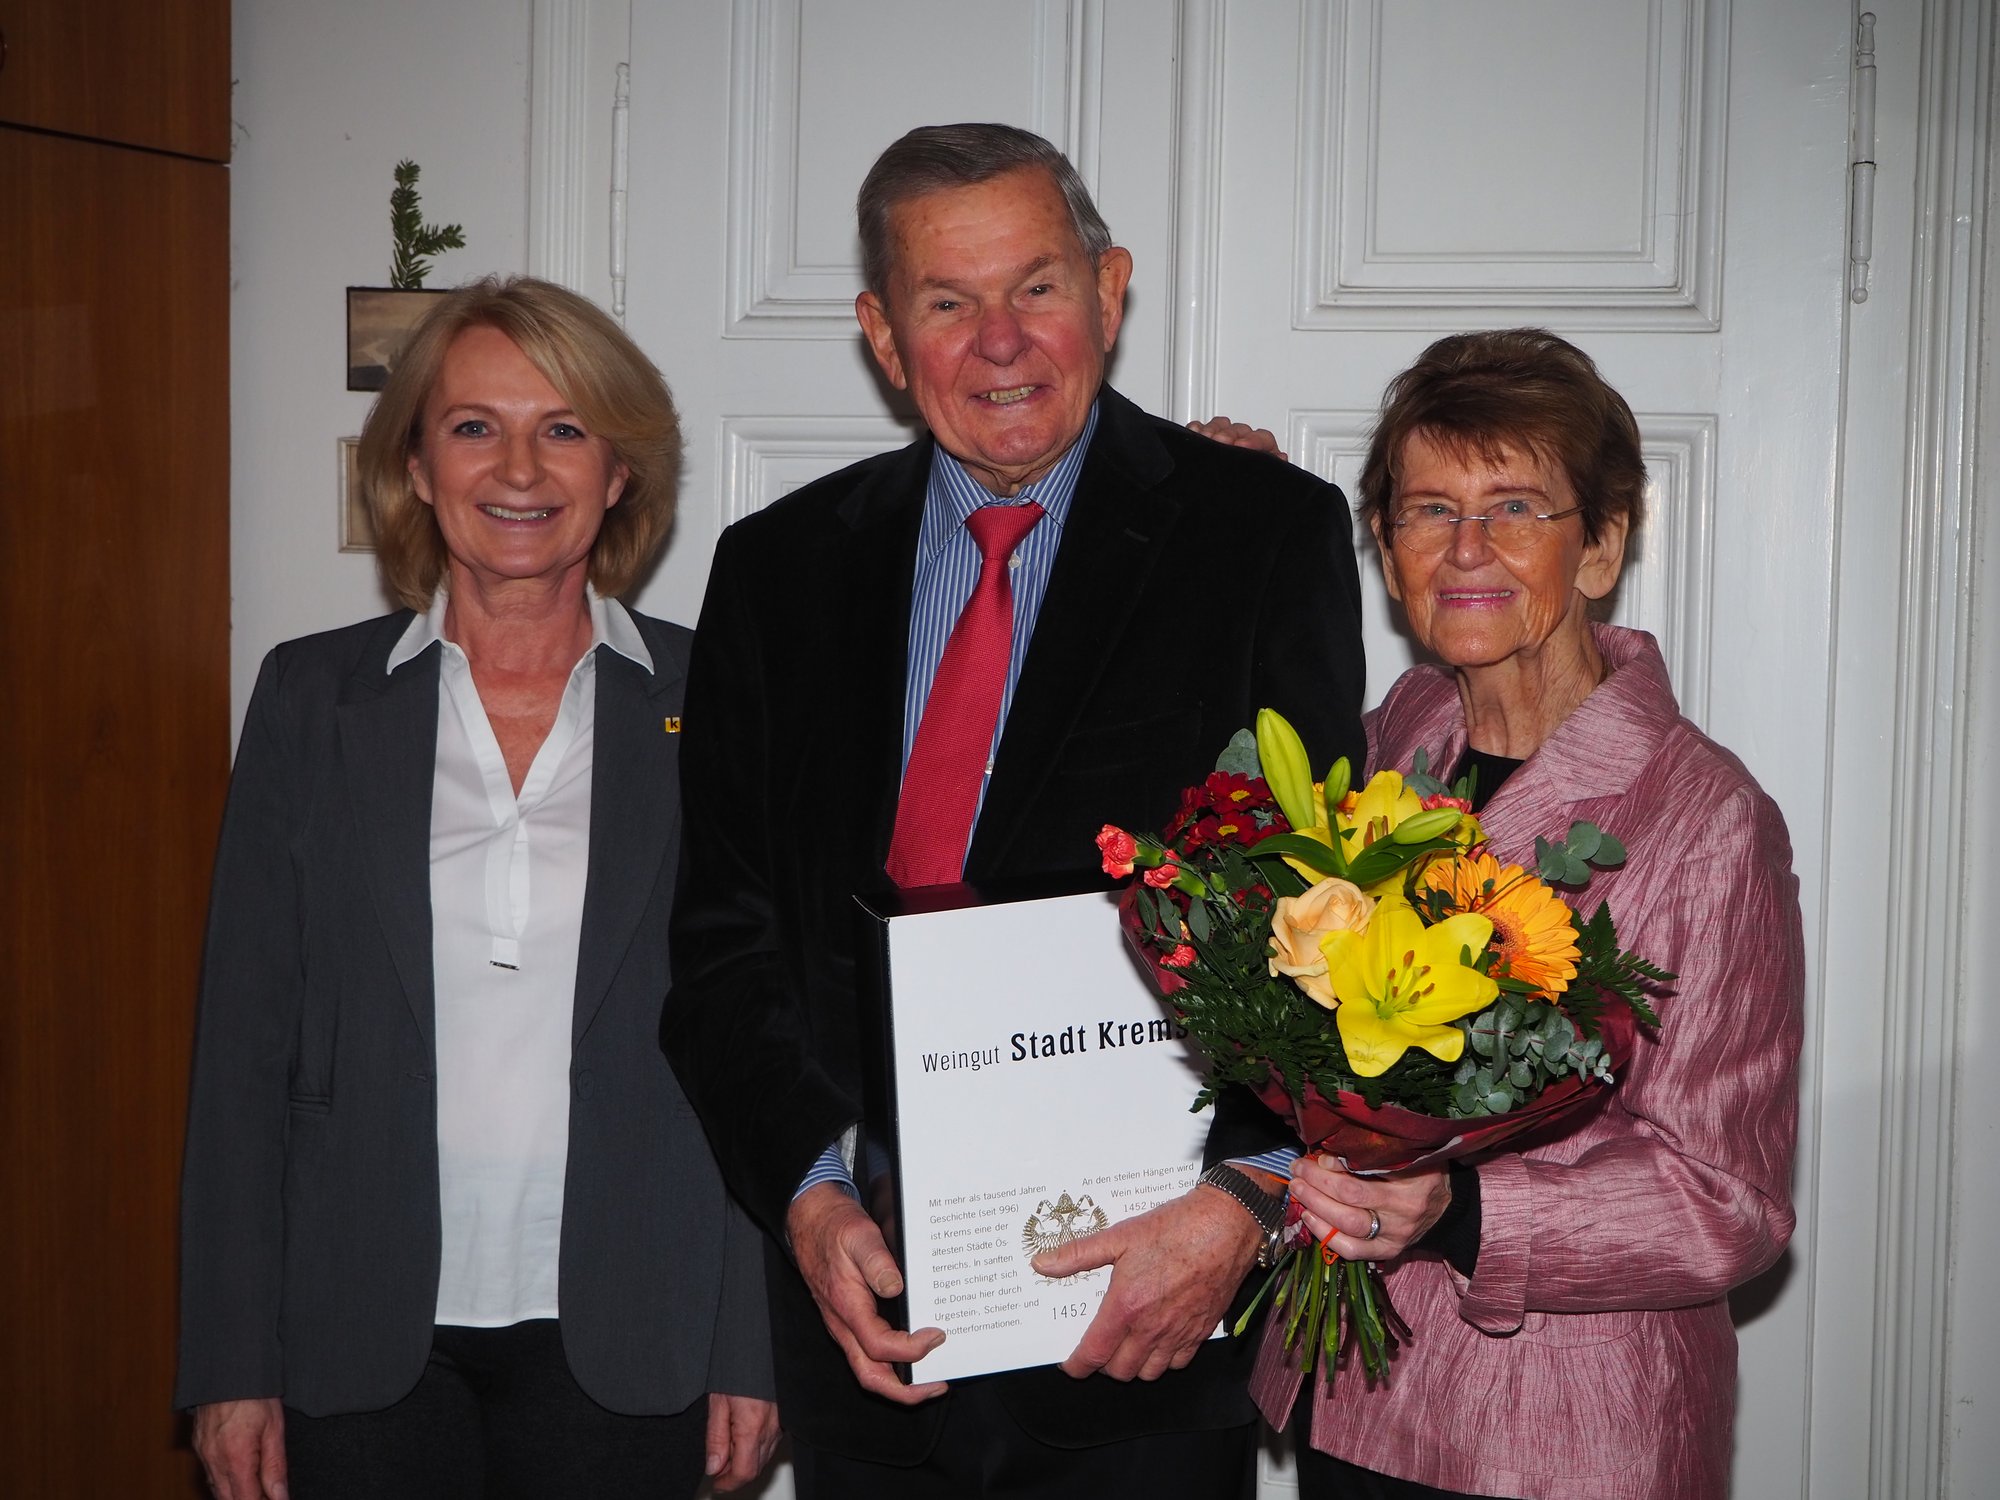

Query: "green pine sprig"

xmin=388 ymin=159 xmax=466 ymax=289
xmin=1570 ymin=901 xmax=1670 ymax=1029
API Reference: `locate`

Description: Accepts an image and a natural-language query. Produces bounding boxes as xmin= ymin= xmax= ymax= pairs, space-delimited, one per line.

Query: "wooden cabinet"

xmin=0 ymin=0 xmax=229 ymax=161
xmin=1 ymin=3 xmax=228 ymax=1494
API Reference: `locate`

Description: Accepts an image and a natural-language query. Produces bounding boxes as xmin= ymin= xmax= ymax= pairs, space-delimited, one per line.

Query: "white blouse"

xmin=387 ymin=588 xmax=652 ymax=1327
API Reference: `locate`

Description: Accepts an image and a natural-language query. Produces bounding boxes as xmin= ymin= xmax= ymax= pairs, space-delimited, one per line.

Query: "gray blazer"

xmin=176 ymin=609 xmax=770 ymax=1417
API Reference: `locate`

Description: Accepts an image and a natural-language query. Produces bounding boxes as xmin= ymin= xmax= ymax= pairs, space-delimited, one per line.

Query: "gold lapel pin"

xmin=663 ymin=716 xmax=682 ymax=734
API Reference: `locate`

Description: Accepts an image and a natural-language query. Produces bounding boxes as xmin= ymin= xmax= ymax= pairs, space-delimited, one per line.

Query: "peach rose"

xmin=1268 ymin=877 xmax=1375 ymax=1007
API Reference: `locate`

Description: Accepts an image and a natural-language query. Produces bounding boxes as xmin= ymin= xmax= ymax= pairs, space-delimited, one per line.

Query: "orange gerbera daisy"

xmin=1419 ymin=850 xmax=1580 ymax=997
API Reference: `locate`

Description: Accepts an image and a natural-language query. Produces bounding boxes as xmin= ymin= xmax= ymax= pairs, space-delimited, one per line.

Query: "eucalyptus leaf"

xmin=1593 ymin=831 xmax=1628 ymax=866
xmin=1534 ymin=836 xmax=1564 ymax=883
xmin=1405 ymin=745 xmax=1450 ymax=800
xmin=1567 ymin=821 xmax=1603 ymax=861
xmin=1216 ymin=728 xmax=1261 ymax=778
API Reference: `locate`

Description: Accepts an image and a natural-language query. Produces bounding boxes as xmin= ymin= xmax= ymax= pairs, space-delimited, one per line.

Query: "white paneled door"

xmin=570 ymin=3 xmax=1888 ymax=1496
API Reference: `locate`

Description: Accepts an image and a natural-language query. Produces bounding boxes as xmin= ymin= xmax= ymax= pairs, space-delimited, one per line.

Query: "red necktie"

xmin=885 ymin=501 xmax=1046 ymax=887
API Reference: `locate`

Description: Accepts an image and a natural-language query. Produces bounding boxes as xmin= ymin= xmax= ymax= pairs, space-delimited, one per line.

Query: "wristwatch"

xmin=1198 ymin=1162 xmax=1287 ymax=1268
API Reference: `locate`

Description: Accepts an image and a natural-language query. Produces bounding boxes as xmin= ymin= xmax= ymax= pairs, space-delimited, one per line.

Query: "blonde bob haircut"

xmin=357 ymin=275 xmax=681 ymax=609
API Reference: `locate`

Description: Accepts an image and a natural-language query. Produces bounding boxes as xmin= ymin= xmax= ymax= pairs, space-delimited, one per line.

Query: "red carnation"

xmin=1096 ymin=824 xmax=1139 ymax=877
xmin=1143 ymin=863 xmax=1180 ymax=889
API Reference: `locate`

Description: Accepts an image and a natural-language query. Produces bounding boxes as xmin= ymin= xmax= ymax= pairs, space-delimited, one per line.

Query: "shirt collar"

xmin=386 ymin=584 xmax=652 ymax=675
xmin=924 ymin=399 xmax=1100 ymax=528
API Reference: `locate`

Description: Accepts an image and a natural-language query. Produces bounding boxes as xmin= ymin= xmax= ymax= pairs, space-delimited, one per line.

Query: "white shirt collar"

xmin=387 ymin=584 xmax=652 ymax=675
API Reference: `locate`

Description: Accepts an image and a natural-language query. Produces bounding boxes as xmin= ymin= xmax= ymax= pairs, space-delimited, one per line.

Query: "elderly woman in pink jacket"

xmin=1262 ymin=328 xmax=1803 ymax=1500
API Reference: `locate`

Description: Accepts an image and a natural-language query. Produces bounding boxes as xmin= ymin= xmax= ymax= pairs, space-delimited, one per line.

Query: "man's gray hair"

xmin=856 ymin=123 xmax=1114 ymax=297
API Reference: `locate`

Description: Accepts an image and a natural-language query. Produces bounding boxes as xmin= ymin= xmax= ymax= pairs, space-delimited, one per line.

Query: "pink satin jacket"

xmin=1253 ymin=625 xmax=1804 ymax=1500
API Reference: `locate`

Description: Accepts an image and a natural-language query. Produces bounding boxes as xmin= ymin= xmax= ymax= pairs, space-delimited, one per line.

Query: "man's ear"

xmin=855 ymin=291 xmax=907 ymax=390
xmin=1095 ymin=247 xmax=1133 ymax=352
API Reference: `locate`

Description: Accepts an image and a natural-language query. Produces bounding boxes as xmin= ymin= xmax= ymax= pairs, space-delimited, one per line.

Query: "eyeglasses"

xmin=1386 ymin=500 xmax=1584 ymax=554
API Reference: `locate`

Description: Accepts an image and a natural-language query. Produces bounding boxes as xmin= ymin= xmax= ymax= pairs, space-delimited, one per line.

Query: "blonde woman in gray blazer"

xmin=177 ymin=278 xmax=775 ymax=1500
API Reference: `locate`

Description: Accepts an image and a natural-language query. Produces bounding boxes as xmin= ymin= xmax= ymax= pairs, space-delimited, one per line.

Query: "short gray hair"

xmin=856 ymin=123 xmax=1113 ymax=296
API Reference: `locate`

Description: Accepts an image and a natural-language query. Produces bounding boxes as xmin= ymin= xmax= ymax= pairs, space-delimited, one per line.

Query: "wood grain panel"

xmin=0 ymin=124 xmax=227 ymax=1497
xmin=0 ymin=0 xmax=230 ymax=161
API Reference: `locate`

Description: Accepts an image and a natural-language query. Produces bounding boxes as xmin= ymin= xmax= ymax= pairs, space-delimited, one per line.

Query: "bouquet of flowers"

xmin=1096 ymin=709 xmax=1670 ymax=1384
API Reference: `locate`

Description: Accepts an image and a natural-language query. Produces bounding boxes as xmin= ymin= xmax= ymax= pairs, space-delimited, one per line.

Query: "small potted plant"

xmin=346 ymin=159 xmax=467 ymax=391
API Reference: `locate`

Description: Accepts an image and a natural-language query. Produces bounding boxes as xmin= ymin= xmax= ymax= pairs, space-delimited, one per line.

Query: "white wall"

xmin=230 ymin=0 xmax=533 ymax=733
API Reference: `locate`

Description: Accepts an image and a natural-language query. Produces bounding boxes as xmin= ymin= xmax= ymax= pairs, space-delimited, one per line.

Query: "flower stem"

xmin=1248 ymin=1244 xmax=1403 ymax=1387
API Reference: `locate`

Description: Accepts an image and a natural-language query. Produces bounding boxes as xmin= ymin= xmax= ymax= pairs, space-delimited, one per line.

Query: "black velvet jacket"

xmin=663 ymin=386 xmax=1364 ymax=1461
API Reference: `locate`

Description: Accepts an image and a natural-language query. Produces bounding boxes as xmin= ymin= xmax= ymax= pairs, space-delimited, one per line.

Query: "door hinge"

xmin=1849 ymin=12 xmax=1878 ymax=303
xmin=611 ymin=62 xmax=631 ymax=322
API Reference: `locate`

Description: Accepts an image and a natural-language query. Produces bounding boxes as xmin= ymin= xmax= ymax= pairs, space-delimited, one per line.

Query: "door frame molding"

xmin=1869 ymin=3 xmax=1991 ymax=1492
xmin=1823 ymin=2 xmax=1990 ymax=1494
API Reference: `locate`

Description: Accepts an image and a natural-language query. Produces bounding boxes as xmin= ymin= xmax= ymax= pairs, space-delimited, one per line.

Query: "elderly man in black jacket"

xmin=663 ymin=123 xmax=1364 ymax=1499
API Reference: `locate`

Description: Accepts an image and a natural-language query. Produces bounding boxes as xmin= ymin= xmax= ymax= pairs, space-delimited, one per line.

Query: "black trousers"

xmin=1291 ymin=1391 xmax=1511 ymax=1500
xmin=1294 ymin=1445 xmax=1495 ymax=1500
xmin=791 ymin=1375 xmax=1257 ymax=1500
xmin=283 ymin=1320 xmax=708 ymax=1500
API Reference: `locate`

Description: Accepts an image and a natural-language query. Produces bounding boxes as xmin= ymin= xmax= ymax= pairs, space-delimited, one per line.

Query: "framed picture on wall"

xmin=346 ymin=286 xmax=447 ymax=392
xmin=338 ymin=437 xmax=375 ymax=552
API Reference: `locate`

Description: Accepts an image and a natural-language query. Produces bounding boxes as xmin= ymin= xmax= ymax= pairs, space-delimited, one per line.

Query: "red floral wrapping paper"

xmin=1249 ymin=1000 xmax=1635 ymax=1174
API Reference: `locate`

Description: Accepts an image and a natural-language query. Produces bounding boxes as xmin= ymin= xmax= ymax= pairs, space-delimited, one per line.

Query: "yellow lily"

xmin=1335 ymin=769 xmax=1425 ymax=853
xmin=1318 ymin=899 xmax=1499 ymax=1077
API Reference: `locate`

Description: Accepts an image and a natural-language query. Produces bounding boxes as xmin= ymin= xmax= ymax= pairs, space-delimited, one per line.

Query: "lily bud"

xmin=1389 ymin=805 xmax=1465 ymax=845
xmin=1255 ymin=708 xmax=1317 ymax=834
xmin=1321 ymin=756 xmax=1351 ymax=820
